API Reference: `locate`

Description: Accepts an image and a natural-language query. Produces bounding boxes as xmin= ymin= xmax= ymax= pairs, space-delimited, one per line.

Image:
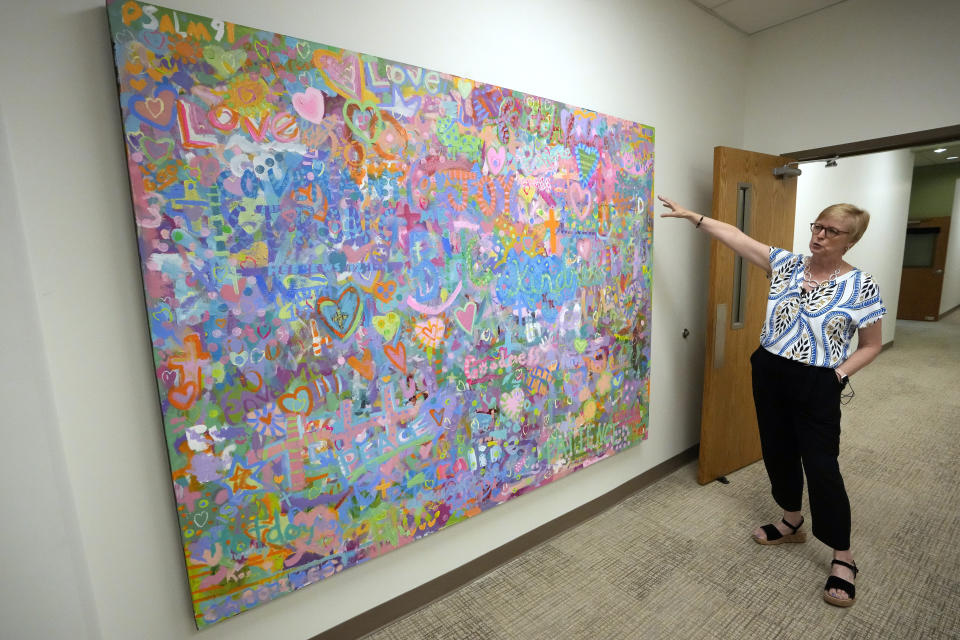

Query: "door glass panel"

xmin=903 ymin=228 xmax=938 ymax=268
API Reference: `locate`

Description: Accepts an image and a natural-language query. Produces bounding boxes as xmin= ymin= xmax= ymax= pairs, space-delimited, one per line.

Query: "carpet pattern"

xmin=362 ymin=313 xmax=960 ymax=639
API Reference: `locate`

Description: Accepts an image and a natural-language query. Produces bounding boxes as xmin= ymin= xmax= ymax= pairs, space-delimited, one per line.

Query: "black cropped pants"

xmin=750 ymin=347 xmax=850 ymax=551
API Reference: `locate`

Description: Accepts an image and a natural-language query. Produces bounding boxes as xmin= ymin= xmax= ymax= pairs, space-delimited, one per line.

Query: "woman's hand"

xmin=658 ymin=195 xmax=700 ymax=224
xmin=658 ymin=194 xmax=771 ymax=273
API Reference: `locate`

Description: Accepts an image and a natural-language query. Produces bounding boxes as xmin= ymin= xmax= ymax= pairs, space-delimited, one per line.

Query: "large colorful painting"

xmin=107 ymin=0 xmax=653 ymax=627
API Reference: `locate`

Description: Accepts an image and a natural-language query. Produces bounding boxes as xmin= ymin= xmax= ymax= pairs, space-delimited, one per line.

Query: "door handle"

xmin=935 ymin=269 xmax=944 ymax=275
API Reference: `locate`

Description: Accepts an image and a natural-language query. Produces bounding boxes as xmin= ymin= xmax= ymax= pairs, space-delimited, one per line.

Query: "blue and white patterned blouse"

xmin=760 ymin=247 xmax=886 ymax=368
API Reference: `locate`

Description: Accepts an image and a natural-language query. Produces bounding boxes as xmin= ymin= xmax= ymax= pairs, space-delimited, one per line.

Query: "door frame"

xmin=782 ymin=123 xmax=960 ymax=162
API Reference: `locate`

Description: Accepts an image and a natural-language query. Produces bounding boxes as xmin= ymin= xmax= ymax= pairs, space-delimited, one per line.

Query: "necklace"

xmin=802 ymin=257 xmax=841 ymax=288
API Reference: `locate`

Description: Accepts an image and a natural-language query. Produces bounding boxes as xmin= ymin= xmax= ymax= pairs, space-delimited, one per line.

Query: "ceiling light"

xmin=934 ymin=148 xmax=947 ymax=153
xmin=948 ymin=156 xmax=958 ymax=160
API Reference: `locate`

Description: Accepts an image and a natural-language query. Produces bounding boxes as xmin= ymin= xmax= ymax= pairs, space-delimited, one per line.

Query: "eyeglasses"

xmin=810 ymin=222 xmax=851 ymax=238
xmin=841 ymin=377 xmax=855 ymax=406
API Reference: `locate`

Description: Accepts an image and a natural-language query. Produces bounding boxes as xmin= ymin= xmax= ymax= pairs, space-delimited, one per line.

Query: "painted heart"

xmin=278 ymin=385 xmax=313 ymax=415
xmin=372 ymin=312 xmax=401 ymax=341
xmin=455 ymin=77 xmax=473 ymax=99
xmin=168 ymin=381 xmax=198 ymax=410
xmin=296 ymin=40 xmax=312 ymax=60
xmin=347 ymin=348 xmax=375 ymax=380
xmin=292 ymin=86 xmax=326 ymax=124
xmin=221 ymin=49 xmax=247 ymax=74
xmin=131 ymin=88 xmax=176 ymax=129
xmin=414 ymin=317 xmax=445 ymax=350
xmin=140 ymin=29 xmax=166 ymax=51
xmin=344 ymin=100 xmax=383 ymax=144
xmin=454 ymin=302 xmax=477 ymax=334
xmin=430 ymin=408 xmax=445 ymax=426
xmin=125 ymin=60 xmax=144 ymax=75
xmin=518 ymin=184 xmax=536 ymax=203
xmin=383 ymin=341 xmax=407 ymax=374
xmin=575 ymin=144 xmax=600 ymax=186
xmin=485 ymin=145 xmax=506 ymax=175
xmin=130 ymin=77 xmax=147 ymax=92
xmin=254 ymin=40 xmax=270 ymax=60
xmin=371 ymin=278 xmax=397 ymax=304
xmin=142 ymin=136 xmax=173 ymax=163
xmin=316 ymin=286 xmax=362 ymax=340
xmin=574 ymin=338 xmax=588 ymax=354
xmin=313 ymin=49 xmax=363 ymax=100
xmin=126 ymin=132 xmax=143 ymax=149
xmin=568 ymin=182 xmax=593 ymax=220
xmin=193 ymin=511 xmax=209 ymax=528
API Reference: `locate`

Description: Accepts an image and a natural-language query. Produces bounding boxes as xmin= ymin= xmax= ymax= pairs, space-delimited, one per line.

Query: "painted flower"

xmin=245 ymin=402 xmax=286 ymax=438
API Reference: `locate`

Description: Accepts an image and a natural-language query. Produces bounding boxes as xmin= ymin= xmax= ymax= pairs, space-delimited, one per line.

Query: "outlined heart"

xmin=573 ymin=338 xmax=588 ymax=353
xmin=347 ymin=348 xmax=375 ymax=380
xmin=168 ymin=381 xmax=198 ymax=410
xmin=316 ymin=286 xmax=362 ymax=340
xmin=454 ymin=302 xmax=477 ymax=334
xmin=131 ymin=87 xmax=176 ymax=129
xmin=278 ymin=385 xmax=313 ymax=415
xmin=142 ymin=136 xmax=173 ymax=163
xmin=429 ymin=408 xmax=445 ymax=426
xmin=372 ymin=312 xmax=401 ymax=341
xmin=292 ymin=86 xmax=325 ymax=124
xmin=254 ymin=40 xmax=270 ymax=60
xmin=312 ymin=49 xmax=363 ymax=100
xmin=383 ymin=341 xmax=407 ymax=374
xmin=414 ymin=317 xmax=445 ymax=350
xmin=344 ymin=100 xmax=384 ymax=144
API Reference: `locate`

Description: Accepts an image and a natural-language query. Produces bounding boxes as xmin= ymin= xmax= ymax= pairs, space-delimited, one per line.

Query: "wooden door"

xmin=897 ymin=217 xmax=951 ymax=321
xmin=697 ymin=147 xmax=797 ymax=485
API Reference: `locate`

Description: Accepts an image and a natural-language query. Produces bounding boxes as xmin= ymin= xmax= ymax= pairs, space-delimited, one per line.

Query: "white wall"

xmin=0 ymin=1 xmax=748 ymax=638
xmin=793 ymin=151 xmax=914 ymax=345
xmin=941 ymin=179 xmax=960 ymax=314
xmin=0 ymin=107 xmax=101 ymax=640
xmin=743 ymin=0 xmax=960 ymax=155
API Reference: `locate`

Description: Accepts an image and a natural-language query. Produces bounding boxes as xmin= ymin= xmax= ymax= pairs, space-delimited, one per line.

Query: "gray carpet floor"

xmin=362 ymin=312 xmax=960 ymax=639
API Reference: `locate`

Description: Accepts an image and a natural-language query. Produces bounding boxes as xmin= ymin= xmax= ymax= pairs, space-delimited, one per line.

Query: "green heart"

xmin=455 ymin=77 xmax=472 ymax=99
xmin=373 ymin=312 xmax=401 ymax=341
xmin=296 ymin=40 xmax=312 ymax=60
xmin=574 ymin=338 xmax=588 ymax=353
xmin=343 ymin=100 xmax=384 ymax=145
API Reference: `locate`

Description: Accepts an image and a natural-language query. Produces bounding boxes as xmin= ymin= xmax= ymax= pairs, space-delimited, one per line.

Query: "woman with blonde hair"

xmin=660 ymin=195 xmax=886 ymax=607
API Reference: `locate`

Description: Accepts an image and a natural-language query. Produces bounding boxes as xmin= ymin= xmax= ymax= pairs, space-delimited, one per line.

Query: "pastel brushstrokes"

xmin=107 ymin=0 xmax=654 ymax=628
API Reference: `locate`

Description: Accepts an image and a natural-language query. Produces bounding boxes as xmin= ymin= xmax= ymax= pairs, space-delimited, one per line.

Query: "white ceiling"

xmin=689 ymin=0 xmax=848 ymax=35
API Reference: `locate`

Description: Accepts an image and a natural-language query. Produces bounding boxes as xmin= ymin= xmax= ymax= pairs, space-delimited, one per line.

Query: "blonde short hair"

xmin=817 ymin=203 xmax=870 ymax=244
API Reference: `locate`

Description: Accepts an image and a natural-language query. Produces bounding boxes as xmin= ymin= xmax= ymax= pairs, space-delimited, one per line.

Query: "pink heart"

xmin=485 ymin=145 xmax=506 ymax=174
xmin=292 ymin=86 xmax=325 ymax=124
xmin=577 ymin=238 xmax=594 ymax=260
xmin=568 ymin=183 xmax=593 ymax=220
xmin=455 ymin=302 xmax=477 ymax=334
xmin=132 ymin=89 xmax=176 ymax=129
xmin=315 ymin=51 xmax=362 ymax=100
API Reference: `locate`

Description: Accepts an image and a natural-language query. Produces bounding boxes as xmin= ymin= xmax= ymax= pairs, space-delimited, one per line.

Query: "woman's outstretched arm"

xmin=659 ymin=195 xmax=772 ymax=275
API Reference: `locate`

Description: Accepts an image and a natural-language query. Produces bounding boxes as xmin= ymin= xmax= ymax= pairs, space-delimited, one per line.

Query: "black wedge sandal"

xmin=823 ymin=559 xmax=858 ymax=607
xmin=752 ymin=517 xmax=806 ymax=545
